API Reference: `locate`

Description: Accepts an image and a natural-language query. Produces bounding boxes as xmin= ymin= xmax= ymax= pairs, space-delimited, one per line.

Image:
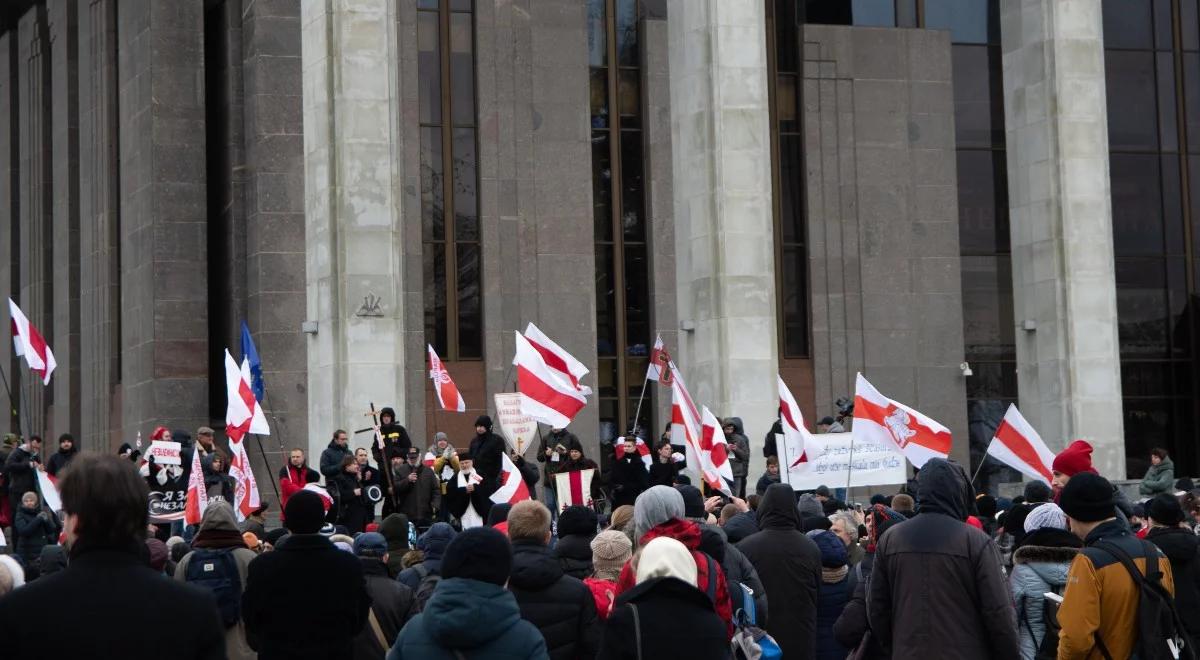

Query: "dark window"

xmin=419 ymin=0 xmax=481 ymax=360
xmin=924 ymin=0 xmax=997 ymax=45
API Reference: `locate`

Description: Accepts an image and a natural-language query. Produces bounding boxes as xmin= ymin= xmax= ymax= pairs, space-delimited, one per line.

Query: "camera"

xmin=835 ymin=396 xmax=854 ymax=421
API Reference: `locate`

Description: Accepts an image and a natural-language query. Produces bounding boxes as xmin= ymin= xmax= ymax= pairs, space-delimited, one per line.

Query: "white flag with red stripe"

xmin=428 ymin=345 xmax=466 ymax=412
xmin=228 ymin=438 xmax=261 ymax=522
xmin=614 ymin=436 xmax=652 ymax=469
xmin=184 ymin=441 xmax=208 ymax=525
xmin=224 ymin=350 xmax=270 ymax=443
xmin=779 ymin=375 xmax=824 ymax=469
xmin=853 ymin=373 xmax=951 ymax=468
xmin=644 ymin=335 xmax=673 ymax=385
xmin=519 ymin=323 xmax=592 ymax=396
xmin=490 ymin=453 xmax=532 ymax=506
xmin=301 ymin=482 xmax=334 ymax=511
xmin=514 ymin=331 xmax=587 ymax=428
xmin=669 ymin=365 xmax=724 ymax=490
xmin=36 ymin=469 xmax=61 ymax=513
xmin=554 ymin=468 xmax=595 ymax=512
xmin=987 ymin=404 xmax=1054 ymax=484
xmin=423 ymin=451 xmax=437 ymax=468
xmin=9 ymin=298 xmax=56 ymax=385
xmin=699 ymin=406 xmax=734 ymax=496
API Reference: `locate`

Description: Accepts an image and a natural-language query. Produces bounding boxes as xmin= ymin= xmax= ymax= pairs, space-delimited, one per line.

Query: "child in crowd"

xmin=756 ymin=456 xmax=781 ymax=496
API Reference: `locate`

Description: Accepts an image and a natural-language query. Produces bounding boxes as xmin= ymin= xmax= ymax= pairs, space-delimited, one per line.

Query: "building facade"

xmin=0 ymin=0 xmax=1190 ymax=485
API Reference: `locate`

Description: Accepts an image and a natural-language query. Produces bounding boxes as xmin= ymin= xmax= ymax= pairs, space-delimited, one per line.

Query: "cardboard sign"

xmin=779 ymin=432 xmax=907 ymax=490
xmin=495 ymin=393 xmax=537 ymax=455
xmin=147 ymin=468 xmax=187 ymax=523
xmin=147 ymin=440 xmax=182 ymax=465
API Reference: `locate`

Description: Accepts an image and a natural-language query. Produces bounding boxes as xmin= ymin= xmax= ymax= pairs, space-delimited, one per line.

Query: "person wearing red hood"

xmin=613 ymin=485 xmax=733 ymax=635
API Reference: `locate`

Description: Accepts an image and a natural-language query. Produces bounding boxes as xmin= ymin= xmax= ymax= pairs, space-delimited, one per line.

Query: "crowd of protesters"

xmin=1 ymin=405 xmax=1199 ymax=660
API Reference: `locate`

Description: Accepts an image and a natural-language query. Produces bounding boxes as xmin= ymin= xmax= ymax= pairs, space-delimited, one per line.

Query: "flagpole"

xmin=630 ymin=376 xmax=649 ymax=435
xmin=777 ymin=431 xmax=790 ymax=488
xmin=844 ymin=431 xmax=855 ymax=495
xmin=252 ymin=433 xmax=282 ymax=502
xmin=0 ymin=360 xmax=22 ymax=437
xmin=969 ymin=450 xmax=989 ymax=486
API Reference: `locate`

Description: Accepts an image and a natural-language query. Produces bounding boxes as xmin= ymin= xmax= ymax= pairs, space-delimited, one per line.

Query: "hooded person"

xmin=467 ymin=415 xmax=506 ymax=489
xmin=372 ymin=406 xmax=413 ymax=467
xmin=1144 ymin=493 xmax=1200 ymax=646
xmin=379 ymin=513 xmax=413 ymax=577
xmin=397 ymin=522 xmax=458 ymax=592
xmin=736 ymin=482 xmax=823 ymax=658
xmin=697 ymin=524 xmax=769 ymax=628
xmin=598 ymin=537 xmax=729 ymax=660
xmin=721 ymin=507 xmax=760 ymax=544
xmin=868 ymin=458 xmax=1018 ymax=660
xmin=812 ymin=530 xmax=851 ymax=660
xmin=37 ymin=544 xmax=68 ymax=578
xmin=46 ymin=433 xmax=77 ymax=477
xmin=833 ymin=505 xmax=908 ymax=659
xmin=351 ymin=532 xmax=418 ymax=660
xmin=554 ymin=505 xmax=598 ymax=579
xmin=1008 ymin=502 xmax=1082 ymax=660
xmin=722 ymin=417 xmax=751 ymax=499
xmin=174 ymin=501 xmax=259 ymax=660
xmin=584 ymin=530 xmax=632 ymax=620
xmin=386 ymin=526 xmax=547 ymax=660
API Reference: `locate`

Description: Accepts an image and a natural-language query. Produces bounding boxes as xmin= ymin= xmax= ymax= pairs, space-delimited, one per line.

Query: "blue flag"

xmin=241 ymin=321 xmax=265 ymax=402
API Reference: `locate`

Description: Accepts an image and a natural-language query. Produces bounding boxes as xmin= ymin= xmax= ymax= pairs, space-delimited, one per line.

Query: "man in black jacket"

xmin=506 ymin=499 xmax=599 ymax=660
xmin=868 ymin=458 xmax=1018 ymax=659
xmin=46 ymin=433 xmax=77 ymax=477
xmin=242 ymin=490 xmax=371 ymax=659
xmin=468 ymin=415 xmax=506 ymax=489
xmin=320 ymin=429 xmax=353 ymax=481
xmin=394 ymin=446 xmax=440 ymax=528
xmin=0 ymin=454 xmax=225 ymax=660
xmin=538 ymin=427 xmax=579 ymax=513
xmin=4 ymin=435 xmax=40 ymax=514
xmin=351 ymin=532 xmax=417 ymax=658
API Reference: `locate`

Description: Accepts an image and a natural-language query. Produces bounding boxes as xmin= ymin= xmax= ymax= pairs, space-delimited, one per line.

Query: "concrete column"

xmin=667 ymin=0 xmax=778 ymax=466
xmin=0 ymin=32 xmax=15 ymax=437
xmin=301 ymin=0 xmax=411 ymax=459
xmin=48 ymin=0 xmax=80 ymax=440
xmin=117 ymin=2 xmax=210 ymax=440
xmin=1001 ymin=0 xmax=1125 ymax=476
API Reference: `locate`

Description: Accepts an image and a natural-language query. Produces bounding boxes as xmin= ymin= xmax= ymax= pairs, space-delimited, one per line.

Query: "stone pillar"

xmin=117 ymin=2 xmax=210 ymax=440
xmin=301 ymin=0 xmax=410 ymax=459
xmin=667 ymin=0 xmax=779 ymax=452
xmin=242 ymin=0 xmax=308 ymax=459
xmin=0 ymin=32 xmax=15 ymax=437
xmin=1000 ymin=0 xmax=1125 ymax=476
xmin=78 ymin=0 xmax=120 ymax=451
xmin=802 ymin=25 xmax=970 ymax=465
xmin=49 ymin=0 xmax=81 ymax=440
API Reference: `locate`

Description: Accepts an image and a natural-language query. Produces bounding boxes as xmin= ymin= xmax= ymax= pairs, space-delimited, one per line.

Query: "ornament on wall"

xmin=356 ymin=292 xmax=384 ymax=317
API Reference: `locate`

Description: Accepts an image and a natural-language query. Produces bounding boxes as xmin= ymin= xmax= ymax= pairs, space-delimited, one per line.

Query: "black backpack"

xmin=1019 ymin=585 xmax=1062 ymax=660
xmin=412 ymin=563 xmax=442 ymax=612
xmin=185 ymin=548 xmax=243 ymax=628
xmin=1093 ymin=539 xmax=1195 ymax=660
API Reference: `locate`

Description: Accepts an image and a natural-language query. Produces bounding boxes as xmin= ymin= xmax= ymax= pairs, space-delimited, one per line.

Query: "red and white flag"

xmin=519 ymin=323 xmax=592 ymax=396
xmin=228 ymin=439 xmax=261 ymax=522
xmin=987 ymin=404 xmax=1054 ymax=485
xmin=428 ymin=345 xmax=466 ymax=412
xmin=224 ymin=350 xmax=270 ymax=443
xmin=36 ymin=469 xmax=61 ymax=513
xmin=490 ymin=453 xmax=531 ymax=506
xmin=699 ymin=406 xmax=734 ymax=496
xmin=669 ymin=365 xmax=723 ymax=489
xmin=301 ymin=482 xmax=334 ymax=512
xmin=779 ymin=376 xmax=824 ymax=469
xmin=8 ymin=298 xmax=55 ymax=385
xmin=515 ymin=331 xmax=587 ymax=428
xmin=423 ymin=451 xmax=437 ymax=468
xmin=184 ymin=441 xmax=208 ymax=525
xmin=614 ymin=436 xmax=652 ymax=469
xmin=554 ymin=468 xmax=595 ymax=512
xmin=644 ymin=335 xmax=673 ymax=385
xmin=853 ymin=373 xmax=951 ymax=468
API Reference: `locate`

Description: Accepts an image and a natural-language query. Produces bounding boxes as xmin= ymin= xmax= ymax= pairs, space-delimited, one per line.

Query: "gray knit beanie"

xmin=1024 ymin=502 xmax=1069 ymax=533
xmin=796 ymin=493 xmax=823 ymax=518
xmin=634 ymin=485 xmax=686 ymax=540
xmin=590 ymin=530 xmax=633 ymax=581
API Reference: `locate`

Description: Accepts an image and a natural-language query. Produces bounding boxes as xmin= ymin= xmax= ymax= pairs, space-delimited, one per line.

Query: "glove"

xmin=672 ymin=452 xmax=685 ymax=463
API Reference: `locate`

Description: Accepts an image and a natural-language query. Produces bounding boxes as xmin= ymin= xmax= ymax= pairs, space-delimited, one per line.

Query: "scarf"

xmin=191 ymin=528 xmax=246 ymax=549
xmin=822 ymin=565 xmax=848 ymax=584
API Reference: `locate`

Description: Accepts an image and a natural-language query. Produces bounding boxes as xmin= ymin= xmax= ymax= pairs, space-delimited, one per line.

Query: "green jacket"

xmin=1139 ymin=458 xmax=1175 ymax=496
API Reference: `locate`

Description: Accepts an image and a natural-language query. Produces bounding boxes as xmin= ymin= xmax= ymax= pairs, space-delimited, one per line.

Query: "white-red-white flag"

xmin=614 ymin=436 xmax=652 ymax=469
xmin=669 ymin=365 xmax=723 ymax=489
xmin=519 ymin=323 xmax=592 ymax=396
xmin=987 ymin=404 xmax=1054 ymax=485
xmin=699 ymin=406 xmax=734 ymax=496
xmin=227 ymin=438 xmax=261 ymax=522
xmin=36 ymin=469 xmax=61 ymax=513
xmin=423 ymin=451 xmax=437 ymax=468
xmin=779 ymin=376 xmax=824 ymax=469
xmin=301 ymin=482 xmax=334 ymax=512
xmin=554 ymin=468 xmax=595 ymax=512
xmin=224 ymin=350 xmax=270 ymax=443
xmin=514 ymin=331 xmax=587 ymax=428
xmin=8 ymin=298 xmax=55 ymax=385
xmin=184 ymin=442 xmax=208 ymax=525
xmin=853 ymin=373 xmax=951 ymax=468
xmin=428 ymin=345 xmax=466 ymax=412
xmin=644 ymin=335 xmax=673 ymax=385
xmin=490 ymin=453 xmax=531 ymax=506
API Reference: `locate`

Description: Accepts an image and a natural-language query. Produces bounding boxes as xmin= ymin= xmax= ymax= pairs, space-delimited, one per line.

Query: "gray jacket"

xmin=1009 ymin=543 xmax=1079 ymax=660
xmin=726 ymin=417 xmax=750 ymax=479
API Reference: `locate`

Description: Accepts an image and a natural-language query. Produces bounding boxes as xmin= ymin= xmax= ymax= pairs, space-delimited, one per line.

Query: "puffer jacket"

xmin=816 ymin=573 xmax=851 ymax=660
xmin=1139 ymin=458 xmax=1176 ymax=496
xmin=1009 ymin=528 xmax=1081 ymax=660
xmin=13 ymin=505 xmax=61 ymax=571
xmin=1146 ymin=525 xmax=1200 ymax=644
xmin=722 ymin=510 xmax=759 ymax=544
xmin=726 ymin=417 xmax=750 ymax=479
xmin=387 ymin=577 xmax=548 ymax=660
xmin=507 ymin=539 xmax=600 ymax=660
xmin=552 ymin=533 xmax=594 ymax=580
xmin=868 ymin=459 xmax=1018 ymax=660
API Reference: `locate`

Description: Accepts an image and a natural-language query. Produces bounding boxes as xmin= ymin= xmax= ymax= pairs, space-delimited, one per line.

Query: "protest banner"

xmin=147 ymin=465 xmax=188 ymax=523
xmin=147 ymin=440 xmax=182 ymax=465
xmin=495 ymin=392 xmax=537 ymax=455
xmin=780 ymin=432 xmax=906 ymax=490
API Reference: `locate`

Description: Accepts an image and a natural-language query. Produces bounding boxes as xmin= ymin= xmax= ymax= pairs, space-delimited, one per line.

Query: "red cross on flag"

xmin=699 ymin=406 xmax=734 ymax=496
xmin=987 ymin=404 xmax=1054 ymax=484
xmin=428 ymin=344 xmax=466 ymax=412
xmin=490 ymin=453 xmax=531 ymax=506
xmin=779 ymin=375 xmax=824 ymax=468
xmin=853 ymin=373 xmax=951 ymax=468
xmin=8 ymin=298 xmax=56 ymax=385
xmin=224 ymin=349 xmax=270 ymax=443
xmin=669 ymin=365 xmax=724 ymax=491
xmin=644 ymin=334 xmax=673 ymax=385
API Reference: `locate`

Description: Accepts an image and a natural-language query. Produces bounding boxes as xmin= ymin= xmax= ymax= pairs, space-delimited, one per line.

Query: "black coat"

xmin=0 ymin=540 xmax=226 ymax=660
xmin=353 ymin=557 xmax=417 ymax=660
xmin=443 ymin=472 xmax=494 ymax=521
xmin=507 ymin=539 xmax=600 ymax=660
xmin=609 ymin=455 xmax=648 ymax=509
xmin=737 ymin=483 xmax=821 ymax=659
xmin=4 ymin=445 xmax=38 ymax=509
xmin=722 ymin=510 xmax=759 ymax=544
xmin=868 ymin=459 xmax=1018 ymax=660
xmin=468 ymin=431 xmax=506 ymax=486
xmin=553 ymin=533 xmax=595 ymax=580
xmin=539 ymin=429 xmax=581 ymax=486
xmin=242 ymin=533 xmax=372 ymax=660
xmin=833 ymin=554 xmax=882 ymax=658
xmin=46 ymin=446 xmax=76 ymax=477
xmin=598 ymin=577 xmax=729 ymax=660
xmin=320 ymin=440 xmax=354 ymax=480
xmin=12 ymin=505 xmax=60 ymax=569
xmin=816 ymin=575 xmax=851 ymax=660
xmin=762 ymin=420 xmax=783 ymax=458
xmin=648 ymin=458 xmax=681 ymax=488
xmin=1147 ymin=526 xmax=1200 ymax=642
xmin=393 ymin=462 xmax=440 ymax=526
xmin=372 ymin=412 xmax=412 ymax=467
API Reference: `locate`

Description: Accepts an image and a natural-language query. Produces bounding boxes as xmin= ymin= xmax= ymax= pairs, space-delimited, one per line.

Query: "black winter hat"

xmin=1058 ymin=473 xmax=1115 ymax=523
xmin=1024 ymin=480 xmax=1053 ymax=504
xmin=675 ymin=485 xmax=705 ymax=519
xmin=1147 ymin=493 xmax=1185 ymax=526
xmin=487 ymin=503 xmax=512 ymax=527
xmin=557 ymin=505 xmax=598 ymax=537
xmin=442 ymin=526 xmax=512 ymax=586
xmin=284 ymin=490 xmax=326 ymax=534
xmin=474 ymin=415 xmax=493 ymax=431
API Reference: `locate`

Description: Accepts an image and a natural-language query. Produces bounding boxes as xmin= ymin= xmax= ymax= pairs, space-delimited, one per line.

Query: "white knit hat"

xmin=1024 ymin=502 xmax=1069 ymax=533
xmin=636 ymin=536 xmax=697 ymax=586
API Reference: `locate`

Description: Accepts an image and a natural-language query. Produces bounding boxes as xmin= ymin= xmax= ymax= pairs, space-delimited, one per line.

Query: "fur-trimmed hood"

xmin=1012 ymin=544 xmax=1081 ymax=566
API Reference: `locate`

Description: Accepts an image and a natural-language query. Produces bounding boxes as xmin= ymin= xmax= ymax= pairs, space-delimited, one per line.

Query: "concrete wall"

xmin=803 ymin=25 xmax=970 ymax=466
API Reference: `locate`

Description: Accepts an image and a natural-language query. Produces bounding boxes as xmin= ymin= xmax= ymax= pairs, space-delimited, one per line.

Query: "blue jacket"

xmin=388 ymin=577 xmax=548 ymax=660
xmin=1009 ymin=533 xmax=1080 ymax=660
xmin=816 ymin=574 xmax=851 ymax=660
